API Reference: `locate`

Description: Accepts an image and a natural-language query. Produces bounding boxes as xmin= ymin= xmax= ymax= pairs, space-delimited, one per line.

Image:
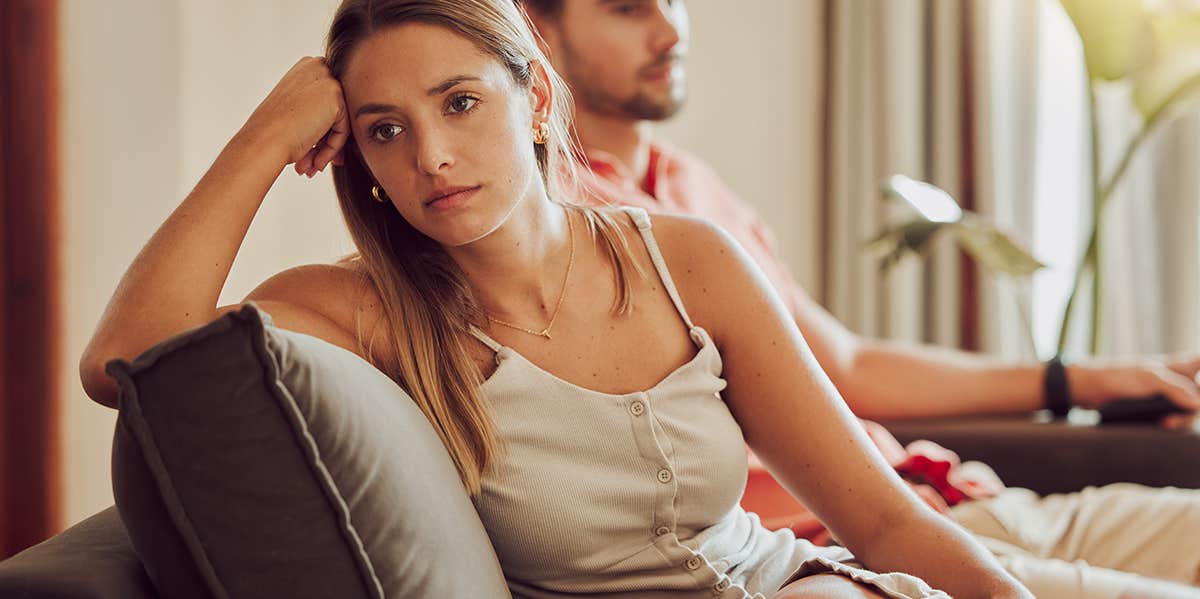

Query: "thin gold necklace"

xmin=487 ymin=208 xmax=576 ymax=340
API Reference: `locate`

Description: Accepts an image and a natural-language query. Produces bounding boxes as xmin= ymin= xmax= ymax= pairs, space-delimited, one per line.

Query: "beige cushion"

xmin=106 ymin=302 xmax=510 ymax=598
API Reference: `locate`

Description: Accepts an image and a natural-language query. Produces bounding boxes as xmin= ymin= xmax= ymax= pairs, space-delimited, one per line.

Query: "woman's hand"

xmin=1068 ymin=354 xmax=1200 ymax=429
xmin=242 ymin=56 xmax=351 ymax=177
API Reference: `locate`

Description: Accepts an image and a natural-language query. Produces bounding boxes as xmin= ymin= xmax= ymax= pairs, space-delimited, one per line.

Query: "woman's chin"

xmin=428 ymin=213 xmax=503 ymax=249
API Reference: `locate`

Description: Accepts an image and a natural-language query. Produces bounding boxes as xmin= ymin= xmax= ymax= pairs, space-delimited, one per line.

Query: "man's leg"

xmin=988 ymin=548 xmax=1200 ymax=599
xmin=950 ymin=484 xmax=1200 ymax=585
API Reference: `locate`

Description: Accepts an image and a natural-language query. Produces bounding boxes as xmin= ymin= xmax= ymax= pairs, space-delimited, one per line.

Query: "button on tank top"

xmin=468 ymin=207 xmax=939 ymax=599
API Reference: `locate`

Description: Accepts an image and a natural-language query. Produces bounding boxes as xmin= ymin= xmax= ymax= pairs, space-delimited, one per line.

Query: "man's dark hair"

xmin=518 ymin=0 xmax=563 ymax=18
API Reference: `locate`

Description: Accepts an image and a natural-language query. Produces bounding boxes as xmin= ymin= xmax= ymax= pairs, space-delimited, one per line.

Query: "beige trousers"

xmin=950 ymin=483 xmax=1200 ymax=599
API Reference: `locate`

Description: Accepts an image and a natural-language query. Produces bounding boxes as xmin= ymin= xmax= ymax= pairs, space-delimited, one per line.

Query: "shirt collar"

xmin=583 ymin=141 xmax=673 ymax=191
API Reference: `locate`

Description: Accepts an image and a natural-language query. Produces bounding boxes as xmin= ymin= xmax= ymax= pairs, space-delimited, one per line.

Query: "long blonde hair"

xmin=325 ymin=0 xmax=643 ymax=495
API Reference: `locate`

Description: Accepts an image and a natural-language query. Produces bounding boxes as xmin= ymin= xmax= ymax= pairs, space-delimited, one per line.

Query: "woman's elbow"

xmin=79 ymin=351 xmax=120 ymax=409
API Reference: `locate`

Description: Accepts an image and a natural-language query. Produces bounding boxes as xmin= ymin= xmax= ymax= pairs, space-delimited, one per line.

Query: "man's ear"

xmin=528 ymin=59 xmax=554 ymax=124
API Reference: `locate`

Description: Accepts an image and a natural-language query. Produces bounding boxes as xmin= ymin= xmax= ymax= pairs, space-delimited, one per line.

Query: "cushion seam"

xmin=107 ymin=363 xmax=232 ymax=599
xmin=245 ymin=304 xmax=387 ymax=599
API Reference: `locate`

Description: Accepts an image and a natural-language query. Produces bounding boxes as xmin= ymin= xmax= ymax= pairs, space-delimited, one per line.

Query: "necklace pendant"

xmin=485 ymin=206 xmax=575 ymax=343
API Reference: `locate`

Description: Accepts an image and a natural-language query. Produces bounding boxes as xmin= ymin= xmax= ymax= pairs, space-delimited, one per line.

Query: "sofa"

xmin=1 ymin=303 xmax=1196 ymax=598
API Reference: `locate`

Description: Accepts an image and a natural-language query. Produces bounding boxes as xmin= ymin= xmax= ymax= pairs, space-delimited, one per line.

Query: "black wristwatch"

xmin=1043 ymin=354 xmax=1072 ymax=418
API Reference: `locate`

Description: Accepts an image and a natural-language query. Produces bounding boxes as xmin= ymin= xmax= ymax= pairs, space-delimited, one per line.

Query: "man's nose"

xmin=649 ymin=0 xmax=685 ymax=55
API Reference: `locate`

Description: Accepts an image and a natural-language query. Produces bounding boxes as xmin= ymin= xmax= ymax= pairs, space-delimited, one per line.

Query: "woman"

xmin=80 ymin=1 xmax=1032 ymax=597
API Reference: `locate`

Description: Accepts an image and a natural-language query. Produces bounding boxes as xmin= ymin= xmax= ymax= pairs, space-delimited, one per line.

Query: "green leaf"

xmin=864 ymin=219 xmax=947 ymax=274
xmin=953 ymin=224 xmax=1047 ymax=277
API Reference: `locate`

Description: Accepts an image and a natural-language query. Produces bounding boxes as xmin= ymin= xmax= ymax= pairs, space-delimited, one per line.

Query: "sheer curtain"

xmin=821 ymin=0 xmax=1043 ymax=357
xmin=1032 ymin=0 xmax=1200 ymax=359
xmin=822 ymin=0 xmax=1199 ymax=359
xmin=1094 ymin=89 xmax=1200 ymax=357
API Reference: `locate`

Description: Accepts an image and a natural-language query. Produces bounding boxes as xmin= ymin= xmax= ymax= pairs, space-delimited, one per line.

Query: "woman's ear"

xmin=528 ymin=60 xmax=554 ymax=126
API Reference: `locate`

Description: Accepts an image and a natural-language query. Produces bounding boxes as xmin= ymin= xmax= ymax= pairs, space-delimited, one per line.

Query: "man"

xmin=519 ymin=1 xmax=1200 ymax=597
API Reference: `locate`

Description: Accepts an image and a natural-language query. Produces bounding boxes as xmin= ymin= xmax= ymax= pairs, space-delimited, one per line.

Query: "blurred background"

xmin=1 ymin=0 xmax=1197 ymax=558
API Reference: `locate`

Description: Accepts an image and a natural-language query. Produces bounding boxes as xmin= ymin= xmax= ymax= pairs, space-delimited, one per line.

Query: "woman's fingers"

xmin=245 ymin=55 xmax=348 ymax=168
xmin=313 ymin=102 xmax=350 ymax=173
xmin=294 ymin=145 xmax=320 ymax=177
xmin=293 ymin=101 xmax=348 ymax=177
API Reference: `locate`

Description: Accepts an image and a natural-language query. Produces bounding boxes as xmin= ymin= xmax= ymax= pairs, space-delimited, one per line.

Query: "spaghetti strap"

xmin=621 ymin=207 xmax=697 ymax=331
xmin=468 ymin=325 xmax=503 ymax=352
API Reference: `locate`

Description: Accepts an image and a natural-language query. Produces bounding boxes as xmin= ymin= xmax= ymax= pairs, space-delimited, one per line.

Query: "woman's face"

xmin=341 ymin=22 xmax=547 ymax=246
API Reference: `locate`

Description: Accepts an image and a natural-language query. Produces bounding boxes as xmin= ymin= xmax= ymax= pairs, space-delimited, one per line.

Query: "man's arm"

xmin=793 ymin=287 xmax=1200 ymax=421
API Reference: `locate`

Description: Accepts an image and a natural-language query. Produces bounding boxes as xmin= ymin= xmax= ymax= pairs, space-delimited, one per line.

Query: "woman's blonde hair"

xmin=324 ymin=0 xmax=643 ymax=495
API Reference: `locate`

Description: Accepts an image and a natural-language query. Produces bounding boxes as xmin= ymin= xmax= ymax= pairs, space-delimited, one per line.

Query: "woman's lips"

xmin=425 ymin=185 xmax=481 ymax=212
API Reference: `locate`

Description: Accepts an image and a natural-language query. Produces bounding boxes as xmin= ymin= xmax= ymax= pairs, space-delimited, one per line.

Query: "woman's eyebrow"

xmin=354 ymin=76 xmax=483 ymax=120
xmin=426 ymin=75 xmax=481 ymax=96
xmin=355 ymin=103 xmax=399 ymax=119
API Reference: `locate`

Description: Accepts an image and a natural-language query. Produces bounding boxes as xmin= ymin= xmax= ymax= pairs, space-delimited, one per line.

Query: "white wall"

xmin=659 ymin=1 xmax=824 ymax=296
xmin=57 ymin=0 xmax=824 ymax=529
xmin=60 ymin=0 xmax=180 ymax=529
xmin=59 ymin=0 xmax=351 ymax=529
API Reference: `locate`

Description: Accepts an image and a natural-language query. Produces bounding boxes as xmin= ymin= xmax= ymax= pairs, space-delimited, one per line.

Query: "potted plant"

xmin=868 ymin=0 xmax=1200 ymax=356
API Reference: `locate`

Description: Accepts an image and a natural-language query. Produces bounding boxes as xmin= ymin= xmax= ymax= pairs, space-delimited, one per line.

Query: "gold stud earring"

xmin=533 ymin=121 xmax=550 ymax=145
xmin=371 ymin=184 xmax=388 ymax=203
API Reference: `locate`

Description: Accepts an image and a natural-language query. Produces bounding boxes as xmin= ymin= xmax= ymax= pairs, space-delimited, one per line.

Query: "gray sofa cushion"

xmin=0 ymin=507 xmax=156 ymax=599
xmin=104 ymin=302 xmax=510 ymax=599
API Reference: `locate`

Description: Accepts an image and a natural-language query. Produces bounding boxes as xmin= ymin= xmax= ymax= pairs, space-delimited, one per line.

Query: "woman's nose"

xmin=414 ymin=130 xmax=454 ymax=175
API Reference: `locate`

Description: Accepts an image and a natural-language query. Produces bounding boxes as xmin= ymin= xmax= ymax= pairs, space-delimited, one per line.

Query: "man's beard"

xmin=561 ymin=43 xmax=686 ymax=121
xmin=616 ymin=85 xmax=686 ymax=121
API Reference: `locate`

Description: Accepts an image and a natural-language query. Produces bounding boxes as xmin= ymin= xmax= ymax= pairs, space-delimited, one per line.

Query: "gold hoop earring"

xmin=371 ymin=184 xmax=388 ymax=203
xmin=533 ymin=121 xmax=550 ymax=145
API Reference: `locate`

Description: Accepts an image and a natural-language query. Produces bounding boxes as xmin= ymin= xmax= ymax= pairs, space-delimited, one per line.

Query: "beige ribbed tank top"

xmin=468 ymin=207 xmax=944 ymax=599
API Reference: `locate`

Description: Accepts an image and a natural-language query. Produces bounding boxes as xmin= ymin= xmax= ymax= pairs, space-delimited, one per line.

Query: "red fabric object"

xmin=895 ymin=440 xmax=1005 ymax=506
xmin=897 ymin=452 xmax=968 ymax=505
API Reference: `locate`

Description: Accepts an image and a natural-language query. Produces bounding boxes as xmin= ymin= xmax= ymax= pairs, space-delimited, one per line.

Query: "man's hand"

xmin=908 ymin=483 xmax=951 ymax=515
xmin=1068 ymin=354 xmax=1200 ymax=429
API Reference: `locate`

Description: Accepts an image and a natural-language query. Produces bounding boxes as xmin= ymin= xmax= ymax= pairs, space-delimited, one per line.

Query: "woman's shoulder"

xmin=639 ymin=212 xmax=762 ymax=336
xmin=273 ymin=257 xmax=380 ymax=318
xmin=227 ymin=260 xmax=371 ymax=321
xmin=586 ymin=205 xmax=724 ymax=241
xmin=229 ymin=257 xmax=396 ymax=370
xmin=581 ymin=206 xmax=743 ymax=283
xmin=643 ymin=212 xmax=741 ymax=269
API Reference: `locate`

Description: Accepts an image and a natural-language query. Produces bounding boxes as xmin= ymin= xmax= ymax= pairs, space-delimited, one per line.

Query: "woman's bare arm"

xmin=652 ymin=214 xmax=1031 ymax=599
xmin=79 ymin=57 xmax=350 ymax=407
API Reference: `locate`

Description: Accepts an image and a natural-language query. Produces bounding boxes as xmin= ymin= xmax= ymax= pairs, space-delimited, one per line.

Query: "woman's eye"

xmin=371 ymin=124 xmax=404 ymax=142
xmin=448 ymin=95 xmax=479 ymax=114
